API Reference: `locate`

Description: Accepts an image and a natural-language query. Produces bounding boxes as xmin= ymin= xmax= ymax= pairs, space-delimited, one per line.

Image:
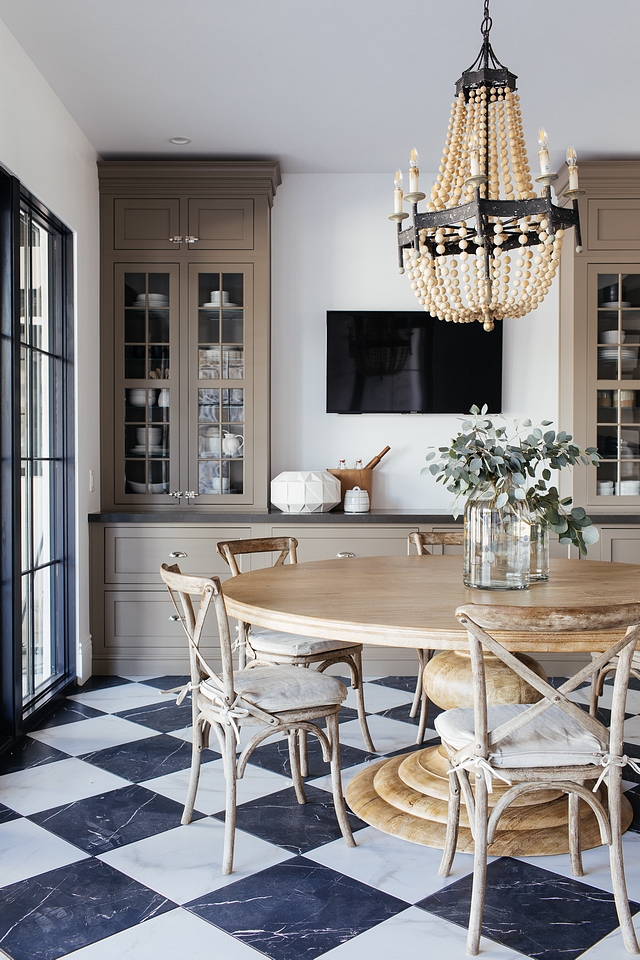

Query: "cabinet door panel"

xmin=598 ymin=527 xmax=640 ymax=563
xmin=588 ymin=200 xmax=640 ymax=251
xmin=188 ymin=199 xmax=254 ymax=250
xmin=104 ymin=592 xmax=219 ymax=658
xmin=104 ymin=526 xmax=251 ymax=583
xmin=114 ymin=198 xmax=180 ymax=249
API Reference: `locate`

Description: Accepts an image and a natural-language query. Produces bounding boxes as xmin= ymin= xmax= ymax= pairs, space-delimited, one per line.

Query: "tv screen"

xmin=326 ymin=311 xmax=502 ymax=414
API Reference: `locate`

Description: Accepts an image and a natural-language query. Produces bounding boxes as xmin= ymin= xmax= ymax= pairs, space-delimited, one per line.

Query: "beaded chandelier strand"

xmin=390 ymin=0 xmax=582 ymax=331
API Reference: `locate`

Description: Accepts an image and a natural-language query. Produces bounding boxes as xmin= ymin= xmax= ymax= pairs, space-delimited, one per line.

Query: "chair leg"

xmin=289 ymin=730 xmax=307 ymax=804
xmin=410 ymin=649 xmax=429 ymax=716
xmin=352 ymin=650 xmax=376 ymax=753
xmin=182 ymin=714 xmax=204 ymax=825
xmin=222 ymin=726 xmax=238 ymax=875
xmin=589 ymin=667 xmax=601 ymax=717
xmin=607 ymin=775 xmax=640 ymax=954
xmin=298 ymin=728 xmax=309 ymax=778
xmin=412 ymin=649 xmax=432 ymax=745
xmin=439 ymin=769 xmax=461 ymax=878
xmin=568 ymin=791 xmax=584 ymax=877
xmin=467 ymin=775 xmax=489 ymax=957
xmin=326 ymin=712 xmax=356 ymax=847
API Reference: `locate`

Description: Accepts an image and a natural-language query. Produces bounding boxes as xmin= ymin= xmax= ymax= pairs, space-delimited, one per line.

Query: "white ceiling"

xmin=0 ymin=0 xmax=638 ymax=174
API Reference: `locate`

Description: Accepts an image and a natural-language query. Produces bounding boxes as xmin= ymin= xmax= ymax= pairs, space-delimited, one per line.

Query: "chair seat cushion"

xmin=249 ymin=627 xmax=360 ymax=658
xmin=435 ymin=704 xmax=607 ymax=768
xmin=201 ymin=665 xmax=347 ymax=714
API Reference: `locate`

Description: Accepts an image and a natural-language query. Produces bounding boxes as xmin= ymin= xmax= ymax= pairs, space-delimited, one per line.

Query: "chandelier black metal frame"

xmin=390 ymin=0 xmax=583 ymax=331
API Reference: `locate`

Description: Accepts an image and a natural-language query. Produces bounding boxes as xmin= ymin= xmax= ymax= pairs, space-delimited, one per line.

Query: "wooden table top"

xmin=222 ymin=555 xmax=640 ymax=651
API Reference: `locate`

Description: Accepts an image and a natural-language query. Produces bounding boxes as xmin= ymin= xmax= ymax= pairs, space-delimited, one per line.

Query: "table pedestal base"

xmin=346 ymin=747 xmax=633 ymax=856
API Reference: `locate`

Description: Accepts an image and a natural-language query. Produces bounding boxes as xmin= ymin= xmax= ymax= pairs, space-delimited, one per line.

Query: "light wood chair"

xmin=217 ymin=537 xmax=375 ymax=757
xmin=407 ymin=531 xmax=465 ymax=743
xmin=160 ymin=562 xmax=356 ymax=875
xmin=589 ymin=650 xmax=640 ymax=716
xmin=436 ymin=600 xmax=640 ymax=956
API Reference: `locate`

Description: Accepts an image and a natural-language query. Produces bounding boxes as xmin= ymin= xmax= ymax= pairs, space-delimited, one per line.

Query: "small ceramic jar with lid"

xmin=344 ymin=486 xmax=370 ymax=513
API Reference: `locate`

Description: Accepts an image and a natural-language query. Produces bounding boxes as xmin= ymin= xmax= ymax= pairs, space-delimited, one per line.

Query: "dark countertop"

xmin=88 ymin=508 xmax=461 ymax=524
xmin=88 ymin=509 xmax=640 ymax=524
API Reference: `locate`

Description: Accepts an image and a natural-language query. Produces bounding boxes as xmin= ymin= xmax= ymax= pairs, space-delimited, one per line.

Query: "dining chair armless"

xmin=160 ymin=562 xmax=356 ymax=875
xmin=217 ymin=537 xmax=375 ymax=757
xmin=436 ymin=600 xmax=640 ymax=956
xmin=407 ymin=531 xmax=465 ymax=743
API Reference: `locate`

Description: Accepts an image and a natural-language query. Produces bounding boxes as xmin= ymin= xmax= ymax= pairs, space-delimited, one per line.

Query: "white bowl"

xmin=600 ymin=330 xmax=623 ymax=344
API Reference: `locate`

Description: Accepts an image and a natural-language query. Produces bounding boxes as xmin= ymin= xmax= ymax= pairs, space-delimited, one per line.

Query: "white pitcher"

xmin=222 ymin=431 xmax=244 ymax=457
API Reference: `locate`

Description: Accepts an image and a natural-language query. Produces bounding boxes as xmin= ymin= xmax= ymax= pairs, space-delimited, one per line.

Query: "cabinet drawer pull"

xmin=169 ymin=615 xmax=181 ymax=622
xmin=169 ymin=551 xmax=187 ymax=558
xmin=336 ymin=551 xmax=356 ymax=558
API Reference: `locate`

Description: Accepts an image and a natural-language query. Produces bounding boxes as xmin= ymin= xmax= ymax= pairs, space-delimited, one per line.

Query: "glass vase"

xmin=529 ymin=517 xmax=550 ymax=582
xmin=463 ymin=483 xmax=531 ymax=590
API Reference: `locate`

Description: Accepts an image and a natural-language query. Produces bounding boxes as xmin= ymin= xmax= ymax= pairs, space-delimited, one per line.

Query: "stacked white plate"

xmin=134 ymin=294 xmax=169 ymax=307
xmin=202 ymin=291 xmax=239 ymax=308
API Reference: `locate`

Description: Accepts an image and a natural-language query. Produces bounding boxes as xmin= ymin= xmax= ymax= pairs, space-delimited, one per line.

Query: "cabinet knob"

xmin=169 ymin=614 xmax=181 ymax=621
xmin=169 ymin=551 xmax=187 ymax=558
xmin=184 ymin=236 xmax=199 ymax=244
xmin=169 ymin=236 xmax=183 ymax=244
xmin=170 ymin=490 xmax=183 ymax=501
xmin=185 ymin=491 xmax=199 ymax=503
xmin=336 ymin=552 xmax=356 ymax=558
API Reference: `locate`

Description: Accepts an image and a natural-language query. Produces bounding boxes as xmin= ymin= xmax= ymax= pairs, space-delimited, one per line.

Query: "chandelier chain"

xmin=481 ymin=0 xmax=492 ymax=41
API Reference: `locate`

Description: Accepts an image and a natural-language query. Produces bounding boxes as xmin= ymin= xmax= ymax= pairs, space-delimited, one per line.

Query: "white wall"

xmin=271 ymin=173 xmax=560 ymax=510
xmin=0 ymin=19 xmax=100 ymax=680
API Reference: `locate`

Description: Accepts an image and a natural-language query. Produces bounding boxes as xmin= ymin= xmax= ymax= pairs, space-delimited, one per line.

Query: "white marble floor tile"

xmin=306 ymin=825 xmax=476 ymax=902
xmin=28 ymin=715 xmax=160 ymax=756
xmin=60 ymin=906 xmax=262 ymax=959
xmin=0 ymin=817 xmax=88 ymax=886
xmin=141 ymin=758 xmax=290 ymax=814
xmin=67 ymin=683 xmax=169 ymax=714
xmin=571 ymin=684 xmax=640 ymax=715
xmin=515 ymin=831 xmax=640 ymax=902
xmin=99 ymin=818 xmax=290 ymax=904
xmin=344 ymin=682 xmax=413 ymax=714
xmin=0 ymin=758 xmax=129 ymax=815
xmin=318 ymin=906 xmax=525 ymax=959
xmin=309 ymin=757 xmax=385 ymax=794
xmin=623 ymin=714 xmax=640 ymax=743
xmin=338 ymin=714 xmax=433 ymax=755
xmin=580 ymin=921 xmax=640 ymax=958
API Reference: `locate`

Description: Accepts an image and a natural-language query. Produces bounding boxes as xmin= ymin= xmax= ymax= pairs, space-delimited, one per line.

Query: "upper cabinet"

xmin=99 ymin=161 xmax=280 ymax=512
xmin=558 ymin=161 xmax=640 ymax=514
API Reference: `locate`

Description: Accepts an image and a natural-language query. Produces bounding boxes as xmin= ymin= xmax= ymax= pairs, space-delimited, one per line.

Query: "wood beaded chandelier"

xmin=390 ymin=0 xmax=583 ymax=331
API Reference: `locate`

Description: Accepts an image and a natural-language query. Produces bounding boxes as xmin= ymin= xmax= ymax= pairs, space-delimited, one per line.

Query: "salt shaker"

xmin=338 ymin=458 xmax=346 ymax=469
xmin=355 ymin=459 xmax=363 ymax=470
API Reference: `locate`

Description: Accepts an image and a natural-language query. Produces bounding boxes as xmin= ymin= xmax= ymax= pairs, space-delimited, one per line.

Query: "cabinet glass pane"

xmin=123 ymin=387 xmax=170 ymax=495
xmin=196 ymin=270 xmax=245 ymax=496
xmin=124 ymin=272 xmax=171 ymax=380
xmin=596 ymin=274 xmax=640 ymax=497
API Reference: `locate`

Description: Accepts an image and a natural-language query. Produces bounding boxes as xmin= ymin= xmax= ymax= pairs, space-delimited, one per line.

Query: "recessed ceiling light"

xmin=169 ymin=136 xmax=191 ymax=145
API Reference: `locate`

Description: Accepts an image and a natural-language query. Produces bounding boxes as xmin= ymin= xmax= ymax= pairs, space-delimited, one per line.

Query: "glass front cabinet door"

xmin=113 ymin=262 xmax=254 ymax=505
xmin=592 ymin=267 xmax=640 ymax=502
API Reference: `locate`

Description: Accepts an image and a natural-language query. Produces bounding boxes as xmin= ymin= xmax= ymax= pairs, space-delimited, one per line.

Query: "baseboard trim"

xmin=77 ymin=634 xmax=93 ymax=685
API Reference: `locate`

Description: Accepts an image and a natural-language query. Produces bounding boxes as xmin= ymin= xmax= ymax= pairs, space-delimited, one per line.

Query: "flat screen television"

xmin=326 ymin=311 xmax=502 ymax=414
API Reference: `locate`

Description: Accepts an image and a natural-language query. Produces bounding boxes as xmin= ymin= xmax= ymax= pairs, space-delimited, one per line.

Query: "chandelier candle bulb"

xmin=469 ymin=134 xmax=481 ymax=178
xmin=393 ymin=170 xmax=403 ymax=213
xmin=409 ymin=148 xmax=419 ymax=194
xmin=567 ymin=145 xmax=580 ymax=191
xmin=537 ymin=128 xmax=551 ymax=176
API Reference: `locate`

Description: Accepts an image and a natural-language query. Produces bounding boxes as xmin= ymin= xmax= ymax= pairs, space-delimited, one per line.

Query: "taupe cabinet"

xmin=559 ymin=161 xmax=640 ymax=514
xmin=99 ymin=162 xmax=280 ymax=511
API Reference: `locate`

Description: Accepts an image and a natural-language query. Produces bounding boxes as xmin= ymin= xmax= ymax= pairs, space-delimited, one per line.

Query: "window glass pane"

xmin=33 ymin=565 xmax=56 ymax=690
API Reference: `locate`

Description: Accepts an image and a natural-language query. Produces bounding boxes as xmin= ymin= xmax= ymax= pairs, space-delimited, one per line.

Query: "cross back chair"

xmin=407 ymin=530 xmax=465 ymax=743
xmin=435 ymin=601 xmax=640 ymax=957
xmin=217 ymin=537 xmax=375 ymax=756
xmin=160 ymin=562 xmax=356 ymax=875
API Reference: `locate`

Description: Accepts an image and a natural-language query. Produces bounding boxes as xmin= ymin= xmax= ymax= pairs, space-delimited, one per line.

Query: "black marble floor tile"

xmin=385 ymin=739 xmax=440 ymax=759
xmin=624 ymin=784 xmax=640 ymax=832
xmin=0 ymin=802 xmax=20 ymax=824
xmin=36 ymin=699 xmax=106 ymax=728
xmin=114 ymin=697 xmax=193 ymax=733
xmin=369 ymin=675 xmax=419 ymax=693
xmin=73 ymin=675 xmax=134 ymax=693
xmin=246 ymin=733 xmax=375 ymax=781
xmin=186 ymin=855 xmax=408 ymax=960
xmin=0 ymin=738 xmax=69 ymax=776
xmin=376 ymin=699 xmax=446 ymax=728
xmin=215 ymin=783 xmax=367 ymax=855
xmin=550 ymin=676 xmax=590 ymax=691
xmin=623 ymin=742 xmax=640 ymax=785
xmin=80 ymin=733 xmax=207 ymax=782
xmin=29 ymin=783 xmax=203 ymax=855
xmin=140 ymin=674 xmax=190 ymax=691
xmin=0 ymin=856 xmax=176 ymax=960
xmin=417 ymin=856 xmax=640 ymax=960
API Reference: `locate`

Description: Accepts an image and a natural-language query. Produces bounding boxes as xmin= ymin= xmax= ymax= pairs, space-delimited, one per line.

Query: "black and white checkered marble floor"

xmin=2 ymin=674 xmax=640 ymax=960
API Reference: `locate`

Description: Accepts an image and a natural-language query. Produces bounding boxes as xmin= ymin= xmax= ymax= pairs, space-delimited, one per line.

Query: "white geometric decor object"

xmin=270 ymin=471 xmax=341 ymax=514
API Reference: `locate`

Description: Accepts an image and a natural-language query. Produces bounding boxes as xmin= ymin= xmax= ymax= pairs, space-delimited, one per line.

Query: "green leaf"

xmin=581 ymin=525 xmax=600 ymax=545
xmin=425 ymin=451 xmax=436 ymax=461
xmin=481 ymin=403 xmax=488 ymax=415
xmin=514 ymin=487 xmax=526 ymax=499
xmin=523 ymin=419 xmax=532 ymax=427
xmin=429 ymin=463 xmax=441 ymax=475
xmin=543 ymin=431 xmax=556 ymax=443
xmin=511 ymin=473 xmax=526 ymax=486
xmin=542 ymin=469 xmax=551 ymax=481
xmin=557 ymin=431 xmax=567 ymax=442
xmin=495 ymin=492 xmax=508 ymax=508
xmin=469 ymin=404 xmax=479 ymax=415
xmin=541 ymin=420 xmax=553 ymax=426
xmin=571 ymin=507 xmax=586 ymax=520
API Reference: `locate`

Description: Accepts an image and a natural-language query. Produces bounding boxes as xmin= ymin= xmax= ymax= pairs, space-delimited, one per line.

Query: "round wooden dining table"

xmin=222 ymin=554 xmax=640 ymax=856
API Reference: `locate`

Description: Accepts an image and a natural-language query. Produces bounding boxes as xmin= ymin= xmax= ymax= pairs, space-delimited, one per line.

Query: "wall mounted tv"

xmin=326 ymin=311 xmax=502 ymax=414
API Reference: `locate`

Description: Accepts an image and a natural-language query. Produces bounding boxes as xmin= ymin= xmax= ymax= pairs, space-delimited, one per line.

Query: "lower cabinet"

xmin=90 ymin=521 xmax=432 ymax=675
xmin=597 ymin=526 xmax=640 ymax=563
